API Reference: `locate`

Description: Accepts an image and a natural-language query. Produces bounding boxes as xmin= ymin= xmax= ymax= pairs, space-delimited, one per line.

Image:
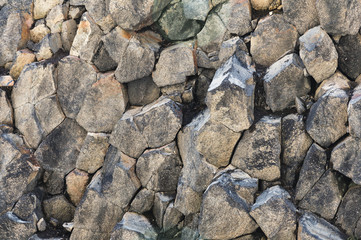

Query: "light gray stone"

xmin=85 ymin=0 xmax=115 ymax=33
xmin=45 ymin=4 xmax=66 ymax=33
xmin=183 ymin=0 xmax=212 ymax=21
xmin=314 ymin=72 xmax=351 ymax=100
xmin=61 ymin=19 xmax=77 ymax=51
xmin=101 ymin=27 xmax=130 ymax=63
xmin=34 ymin=33 xmax=62 ymax=61
xmin=348 ymin=85 xmax=361 ymax=138
xmin=91 ymin=41 xmax=118 ymax=72
xmin=299 ymin=26 xmax=338 ymax=83
xmin=34 ymin=0 xmax=63 ymax=19
xmin=0 ymin=89 xmax=12 ymax=125
xmin=162 ymin=202 xmax=183 ymax=233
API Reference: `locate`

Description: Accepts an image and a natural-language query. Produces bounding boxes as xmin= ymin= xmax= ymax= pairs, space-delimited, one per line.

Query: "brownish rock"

xmin=66 ymin=169 xmax=90 ymax=206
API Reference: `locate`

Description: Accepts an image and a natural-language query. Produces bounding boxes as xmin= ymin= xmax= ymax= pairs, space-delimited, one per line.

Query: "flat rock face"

xmin=315 ymin=72 xmax=351 ymax=100
xmin=198 ymin=170 xmax=259 ymax=239
xmin=299 ymin=26 xmax=338 ymax=83
xmin=136 ymin=142 xmax=182 ymax=192
xmin=283 ymin=0 xmax=319 ymax=34
xmin=331 ymin=137 xmax=361 ymax=185
xmin=183 ymin=0 xmax=211 ymax=21
xmin=57 ymin=56 xmax=97 ymax=119
xmin=299 ymin=170 xmax=343 ymax=220
xmin=250 ymin=186 xmax=297 ymax=240
xmin=306 ymin=88 xmax=348 ymax=148
xmin=336 ymin=186 xmax=361 ymax=238
xmin=153 ymin=42 xmax=196 ymax=87
xmin=129 ymin=188 xmax=155 ymax=214
xmin=65 ymin=169 xmax=89 ymax=206
xmin=109 ymin=0 xmax=172 ymax=31
xmin=76 ymin=73 xmax=128 ymax=132
xmin=295 ymin=143 xmax=327 ymax=201
xmin=110 ymin=212 xmax=158 ymax=240
xmin=337 ymin=34 xmax=361 ymax=80
xmin=127 ymin=76 xmax=160 ymax=106
xmin=33 ymin=0 xmax=63 ymax=20
xmin=264 ymin=54 xmax=310 ymax=112
xmin=0 ymin=89 xmax=12 ymax=125
xmin=251 ymin=14 xmax=298 ymax=66
xmin=85 ymin=0 xmax=115 ymax=33
xmin=232 ymin=116 xmax=281 ymax=181
xmin=316 ymin=0 xmax=361 ymax=36
xmin=206 ymin=55 xmax=255 ymax=132
xmin=298 ymin=212 xmax=347 ymax=240
xmin=348 ymin=86 xmax=361 ymax=138
xmin=0 ymin=212 xmax=37 ymax=239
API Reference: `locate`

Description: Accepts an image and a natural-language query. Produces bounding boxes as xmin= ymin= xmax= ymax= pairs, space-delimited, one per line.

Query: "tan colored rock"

xmin=30 ymin=24 xmax=50 ymax=43
xmin=0 ymin=89 xmax=13 ymax=125
xmin=0 ymin=76 xmax=14 ymax=87
xmin=10 ymin=49 xmax=36 ymax=80
xmin=35 ymin=33 xmax=62 ymax=61
xmin=250 ymin=0 xmax=273 ymax=10
xmin=46 ymin=4 xmax=67 ymax=33
xmin=43 ymin=195 xmax=75 ymax=225
xmin=34 ymin=0 xmax=64 ymax=20
xmin=61 ymin=19 xmax=77 ymax=51
xmin=66 ymin=169 xmax=90 ymax=206
xmin=68 ymin=6 xmax=85 ymax=19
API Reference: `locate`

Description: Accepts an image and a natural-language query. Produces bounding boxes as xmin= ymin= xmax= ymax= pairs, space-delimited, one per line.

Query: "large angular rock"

xmin=12 ymin=192 xmax=43 ymax=221
xmin=45 ymin=4 xmax=66 ymax=33
xmin=10 ymin=49 xmax=36 ymax=80
xmin=101 ymin=27 xmax=130 ymax=64
xmin=331 ymin=137 xmax=361 ymax=185
xmin=299 ymin=26 xmax=338 ymax=83
xmin=232 ymin=116 xmax=282 ymax=181
xmin=251 ymin=14 xmax=298 ymax=66
xmin=281 ymin=114 xmax=313 ymax=186
xmin=336 ymin=185 xmax=361 ymax=238
xmin=295 ymin=143 xmax=327 ymax=201
xmin=136 ymin=142 xmax=182 ymax=192
xmin=299 ymin=170 xmax=344 ymax=220
xmin=306 ymin=88 xmax=348 ymax=147
xmin=337 ymin=34 xmax=361 ymax=80
xmin=102 ymin=147 xmax=141 ymax=209
xmin=250 ymin=186 xmax=297 ymax=240
xmin=206 ymin=54 xmax=255 ymax=132
xmin=33 ymin=0 xmax=63 ymax=19
xmin=57 ymin=56 xmax=97 ymax=119
xmin=153 ymin=192 xmax=175 ymax=229
xmin=153 ymin=42 xmax=196 ymax=87
xmin=114 ymin=38 xmax=155 ymax=84
xmin=0 ymin=89 xmax=12 ymax=125
xmin=110 ymin=212 xmax=158 ymax=240
xmin=92 ymin=42 xmax=118 ymax=72
xmin=85 ymin=0 xmax=115 ymax=33
xmin=194 ymin=109 xmax=241 ymax=167
xmin=264 ymin=54 xmax=311 ymax=112
xmin=283 ymin=0 xmax=319 ymax=34
xmin=199 ymin=170 xmax=259 ymax=239
xmin=30 ymin=24 xmax=50 ymax=43
xmin=298 ymin=212 xmax=347 ymax=240
xmin=0 ymin=212 xmax=37 ymax=239
xmin=35 ymin=119 xmax=87 ymax=190
xmin=66 ymin=169 xmax=89 ymax=206
xmin=127 ymin=76 xmax=160 ymax=106
xmin=70 ymin=13 xmax=103 ymax=62
xmin=314 ymin=71 xmax=351 ymax=100
xmin=33 ymin=33 xmax=62 ymax=61
xmin=71 ymin=172 xmax=124 ymax=240
xmin=157 ymin=1 xmax=203 ymax=41
xmin=316 ymin=0 xmax=361 ymax=36
xmin=129 ymin=188 xmax=155 ymax=214
xmin=76 ymin=73 xmax=128 ymax=132
xmin=61 ymin=19 xmax=77 ymax=51
xmin=76 ymin=133 xmax=109 ymax=174
xmin=217 ymin=0 xmax=253 ymax=36
xmin=348 ymin=85 xmax=361 ymax=138
xmin=110 ymin=97 xmax=182 ymax=157
xmin=43 ymin=195 xmax=75 ymax=225
xmin=183 ymin=0 xmax=212 ymax=21
xmin=109 ymin=0 xmax=171 ymax=31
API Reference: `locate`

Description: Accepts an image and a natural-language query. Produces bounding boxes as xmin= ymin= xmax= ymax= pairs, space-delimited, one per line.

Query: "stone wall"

xmin=0 ymin=0 xmax=360 ymax=239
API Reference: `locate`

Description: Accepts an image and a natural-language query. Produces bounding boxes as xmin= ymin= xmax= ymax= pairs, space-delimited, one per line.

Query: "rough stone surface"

xmin=127 ymin=76 xmax=160 ymax=106
xmin=298 ymin=212 xmax=347 ymax=240
xmin=182 ymin=0 xmax=212 ymax=21
xmin=306 ymin=88 xmax=348 ymax=147
xmin=85 ymin=0 xmax=115 ymax=33
xmin=348 ymin=85 xmax=361 ymax=138
xmin=30 ymin=24 xmax=50 ymax=43
xmin=162 ymin=201 xmax=183 ymax=233
xmin=12 ymin=192 xmax=43 ymax=221
xmin=281 ymin=114 xmax=313 ymax=186
xmin=34 ymin=33 xmax=62 ymax=61
xmin=199 ymin=170 xmax=259 ymax=239
xmin=250 ymin=0 xmax=273 ymax=10
xmin=57 ymin=56 xmax=97 ymax=119
xmin=76 ymin=133 xmax=109 ymax=174
xmin=299 ymin=26 xmax=338 ymax=83
xmin=101 ymin=27 xmax=130 ymax=64
xmin=316 ymin=0 xmax=361 ymax=36
xmin=61 ymin=19 xmax=77 ymax=52
xmin=45 ymin=4 xmax=66 ymax=33
xmin=153 ymin=42 xmax=195 ymax=87
xmin=295 ymin=143 xmax=327 ymax=201
xmin=299 ymin=170 xmax=344 ymax=220
xmin=92 ymin=42 xmax=118 ymax=72
xmin=331 ymin=137 xmax=361 ymax=185
xmin=65 ymin=169 xmax=89 ymax=206
xmin=76 ymin=73 xmax=128 ymax=132
xmin=129 ymin=188 xmax=155 ymax=214
xmin=251 ymin=14 xmax=298 ymax=66
xmin=337 ymin=34 xmax=361 ymax=80
xmin=283 ymin=0 xmax=319 ymax=35
xmin=43 ymin=195 xmax=75 ymax=225
xmin=0 ymin=89 xmax=13 ymax=125
xmin=0 ymin=212 xmax=37 ymax=240
xmin=136 ymin=142 xmax=182 ymax=192
xmin=110 ymin=212 xmax=158 ymax=240
xmin=264 ymin=54 xmax=311 ymax=112
xmin=232 ymin=116 xmax=282 ymax=181
xmin=206 ymin=54 xmax=255 ymax=132
xmin=250 ymin=186 xmax=297 ymax=240
xmin=315 ymin=72 xmax=351 ymax=100
xmin=34 ymin=0 xmax=63 ymax=20
xmin=153 ymin=192 xmax=174 ymax=229
xmin=10 ymin=49 xmax=36 ymax=80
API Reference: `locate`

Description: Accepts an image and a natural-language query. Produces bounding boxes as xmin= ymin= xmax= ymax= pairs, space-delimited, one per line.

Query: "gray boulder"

xmin=127 ymin=76 xmax=160 ymax=106
xmin=153 ymin=42 xmax=196 ymax=87
xmin=101 ymin=27 xmax=129 ymax=63
xmin=153 ymin=192 xmax=175 ymax=229
xmin=337 ymin=34 xmax=361 ymax=80
xmin=61 ymin=19 xmax=77 ymax=52
xmin=92 ymin=42 xmax=118 ymax=72
xmin=299 ymin=26 xmax=338 ymax=83
xmin=316 ymin=0 xmax=361 ymax=36
xmin=108 ymin=0 xmax=171 ymax=31
xmin=84 ymin=0 xmax=115 ymax=33
xmin=198 ymin=170 xmax=259 ymax=239
xmin=206 ymin=54 xmax=255 ymax=132
xmin=183 ymin=0 xmax=212 ymax=21
xmin=264 ymin=54 xmax=311 ymax=112
xmin=348 ymin=85 xmax=361 ymax=138
xmin=250 ymin=186 xmax=297 ymax=240
xmin=298 ymin=212 xmax=347 ymax=240
xmin=306 ymin=88 xmax=348 ymax=147
xmin=314 ymin=71 xmax=351 ymax=100
xmin=57 ymin=56 xmax=97 ymax=119
xmin=0 ymin=89 xmax=12 ymax=125
xmin=129 ymin=189 xmax=155 ymax=214
xmin=251 ymin=14 xmax=298 ymax=66
xmin=232 ymin=116 xmax=282 ymax=181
